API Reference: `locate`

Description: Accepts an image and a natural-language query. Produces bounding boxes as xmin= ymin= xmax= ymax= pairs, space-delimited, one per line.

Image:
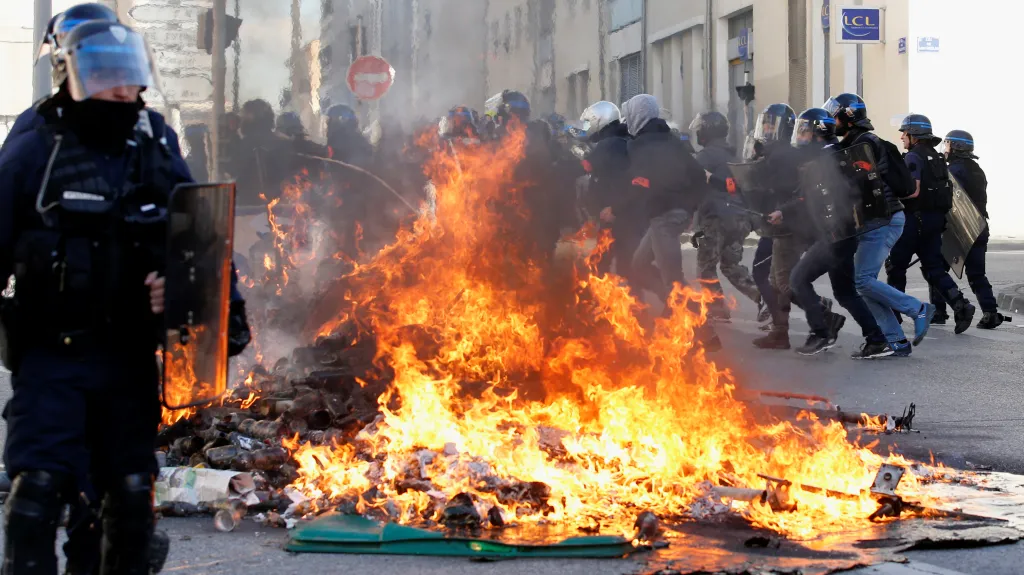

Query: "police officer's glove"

xmin=690 ymin=231 xmax=705 ymax=249
xmin=228 ymin=300 xmax=252 ymax=357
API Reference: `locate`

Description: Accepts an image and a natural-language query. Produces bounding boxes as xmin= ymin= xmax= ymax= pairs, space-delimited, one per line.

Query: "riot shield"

xmin=942 ymin=173 xmax=987 ymax=279
xmin=162 ymin=183 xmax=236 ymax=409
xmin=726 ymin=161 xmax=775 ymax=217
xmin=835 ymin=143 xmax=890 ymax=223
xmin=799 ymin=149 xmax=860 ymax=242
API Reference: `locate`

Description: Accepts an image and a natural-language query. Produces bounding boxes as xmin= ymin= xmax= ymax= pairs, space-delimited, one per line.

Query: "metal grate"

xmin=619 ymin=52 xmax=642 ymax=103
xmin=788 ymin=0 xmax=808 ymax=113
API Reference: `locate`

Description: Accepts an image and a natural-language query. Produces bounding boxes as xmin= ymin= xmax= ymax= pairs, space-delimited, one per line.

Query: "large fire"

xmin=225 ymin=125 xmax=939 ymax=539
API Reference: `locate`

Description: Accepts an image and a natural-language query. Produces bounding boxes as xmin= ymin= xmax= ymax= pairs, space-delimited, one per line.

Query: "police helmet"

xmin=326 ymin=103 xmax=358 ymax=122
xmin=580 ymin=101 xmax=621 ymax=136
xmin=498 ymin=90 xmax=531 ymax=122
xmin=40 ymin=4 xmax=120 ymax=89
xmin=823 ymin=93 xmax=869 ymax=135
xmin=546 ymin=113 xmax=567 ymax=133
xmin=442 ymin=105 xmax=479 ymax=138
xmin=899 ymin=113 xmax=936 ymax=139
xmin=753 ymin=103 xmax=796 ymax=144
xmin=944 ymin=129 xmax=977 ymax=159
xmin=61 ymin=21 xmax=159 ymax=102
xmin=276 ymin=112 xmax=305 ymax=138
xmin=688 ymin=111 xmax=729 ymax=146
xmin=792 ymin=107 xmax=837 ymax=146
xmin=240 ymin=99 xmax=275 ymax=136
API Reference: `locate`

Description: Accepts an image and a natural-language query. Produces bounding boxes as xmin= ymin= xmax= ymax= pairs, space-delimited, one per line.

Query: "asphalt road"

xmin=1 ymin=246 xmax=1023 ymax=574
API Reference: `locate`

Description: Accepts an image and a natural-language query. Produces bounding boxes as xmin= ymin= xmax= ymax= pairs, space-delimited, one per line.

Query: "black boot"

xmin=952 ymin=298 xmax=977 ymax=335
xmin=3 ymin=471 xmax=70 ymax=575
xmin=753 ymin=327 xmax=790 ymax=350
xmin=101 ymin=474 xmax=155 ymax=575
xmin=977 ymin=311 xmax=1004 ymax=330
xmin=826 ymin=312 xmax=847 ymax=345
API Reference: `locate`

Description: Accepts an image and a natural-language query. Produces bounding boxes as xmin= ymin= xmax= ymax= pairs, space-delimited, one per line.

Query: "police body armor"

xmin=909 ymin=143 xmax=954 ymax=213
xmin=7 ymin=112 xmax=173 ymax=363
xmin=800 ymin=143 xmax=890 ymax=242
xmin=726 ymin=161 xmax=776 ymax=236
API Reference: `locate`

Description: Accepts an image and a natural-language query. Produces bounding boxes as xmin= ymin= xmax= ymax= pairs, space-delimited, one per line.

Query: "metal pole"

xmin=290 ymin=0 xmax=302 ymax=111
xmin=640 ymin=0 xmax=648 ymax=94
xmin=824 ymin=31 xmax=830 ymax=98
xmin=856 ymin=44 xmax=863 ymax=95
xmin=32 ymin=0 xmax=53 ymax=102
xmin=233 ymin=0 xmax=241 ymax=111
xmin=704 ymin=0 xmax=713 ymax=111
xmin=212 ymin=0 xmax=227 ymax=180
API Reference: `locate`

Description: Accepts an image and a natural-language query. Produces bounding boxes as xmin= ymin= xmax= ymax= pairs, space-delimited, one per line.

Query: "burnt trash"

xmin=228 ymin=432 xmax=263 ymax=451
xmin=156 ymin=502 xmax=204 ymax=517
xmin=487 ymin=505 xmax=505 ymax=528
xmin=170 ymin=436 xmax=205 ymax=459
xmin=231 ymin=447 xmax=290 ymax=472
xmin=634 ymin=511 xmax=660 ymax=542
xmin=306 ymin=409 xmax=334 ymax=430
xmin=212 ymin=499 xmax=248 ymax=532
xmin=205 ymin=445 xmax=245 ymax=469
xmin=237 ymin=418 xmax=289 ymax=440
xmin=442 ymin=493 xmax=481 ymax=529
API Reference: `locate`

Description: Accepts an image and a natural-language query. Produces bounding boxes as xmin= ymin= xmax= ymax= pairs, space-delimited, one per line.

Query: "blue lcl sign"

xmin=838 ymin=6 xmax=883 ymax=44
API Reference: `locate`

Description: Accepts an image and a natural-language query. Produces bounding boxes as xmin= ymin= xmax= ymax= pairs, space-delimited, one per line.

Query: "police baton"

xmin=724 ymin=202 xmax=768 ymax=220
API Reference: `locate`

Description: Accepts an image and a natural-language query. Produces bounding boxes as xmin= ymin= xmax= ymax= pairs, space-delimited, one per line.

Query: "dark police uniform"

xmin=930 ymin=155 xmax=996 ymax=320
xmin=886 ymin=141 xmax=974 ymax=328
xmin=0 ymin=99 xmax=243 ymax=574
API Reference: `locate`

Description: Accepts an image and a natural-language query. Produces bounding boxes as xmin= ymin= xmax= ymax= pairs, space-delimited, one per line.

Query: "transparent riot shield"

xmin=942 ymin=173 xmax=987 ymax=279
xmin=799 ymin=148 xmax=860 ymax=242
xmin=726 ymin=161 xmax=774 ymax=217
xmin=162 ymin=183 xmax=236 ymax=409
xmin=835 ymin=143 xmax=890 ymax=223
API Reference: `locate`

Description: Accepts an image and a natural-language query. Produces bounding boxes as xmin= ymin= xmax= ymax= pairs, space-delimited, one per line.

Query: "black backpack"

xmin=879 ymin=139 xmax=915 ymax=200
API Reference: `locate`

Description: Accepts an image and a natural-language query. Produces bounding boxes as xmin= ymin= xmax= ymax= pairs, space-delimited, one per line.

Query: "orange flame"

xmin=281 ymin=125 xmax=937 ymax=539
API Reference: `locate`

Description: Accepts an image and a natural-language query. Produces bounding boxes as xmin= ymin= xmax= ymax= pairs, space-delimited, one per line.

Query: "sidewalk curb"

xmin=997 ymin=284 xmax=1024 ymax=314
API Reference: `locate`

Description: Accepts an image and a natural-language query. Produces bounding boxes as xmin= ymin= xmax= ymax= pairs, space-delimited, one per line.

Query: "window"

xmin=568 ymin=70 xmax=591 ymax=119
xmin=609 ymin=0 xmax=642 ymax=32
xmin=619 ymin=53 xmax=641 ymax=103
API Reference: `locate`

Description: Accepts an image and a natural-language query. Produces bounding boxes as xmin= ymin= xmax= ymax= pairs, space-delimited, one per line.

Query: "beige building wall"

xmin=485 ymin=0 xmax=537 ymax=106
xmin=554 ymin=0 xmax=600 ymax=120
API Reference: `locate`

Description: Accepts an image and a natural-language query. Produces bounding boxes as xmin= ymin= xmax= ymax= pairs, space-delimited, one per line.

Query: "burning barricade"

xmin=156 ymin=123 xmax=958 ymax=547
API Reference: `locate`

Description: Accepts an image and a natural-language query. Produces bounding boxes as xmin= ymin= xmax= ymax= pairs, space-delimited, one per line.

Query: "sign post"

xmin=346 ymin=55 xmax=395 ymax=101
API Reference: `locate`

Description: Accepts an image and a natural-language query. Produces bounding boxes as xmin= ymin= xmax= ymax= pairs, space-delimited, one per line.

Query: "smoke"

xmin=237 ymin=0 xmax=320 ymax=110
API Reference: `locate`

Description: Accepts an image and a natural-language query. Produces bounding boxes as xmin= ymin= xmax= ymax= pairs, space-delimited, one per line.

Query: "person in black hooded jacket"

xmin=578 ymin=101 xmax=639 ymax=281
xmin=623 ymin=94 xmax=719 ymax=351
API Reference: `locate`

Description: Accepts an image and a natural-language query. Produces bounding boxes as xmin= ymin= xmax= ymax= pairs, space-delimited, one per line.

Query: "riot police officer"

xmin=784 ymin=108 xmax=888 ymax=355
xmin=325 ymin=104 xmax=373 ymax=167
xmin=826 ymin=93 xmax=929 ymax=358
xmin=0 ymin=20 xmax=249 ymax=574
xmin=935 ymin=130 xmax=1000 ymax=328
xmin=888 ymin=114 xmax=976 ymax=334
xmin=579 ymin=101 xmax=637 ymax=280
xmin=689 ymin=111 xmax=762 ymax=322
xmin=494 ymin=90 xmax=532 ymax=139
xmin=750 ymin=103 xmax=805 ymax=350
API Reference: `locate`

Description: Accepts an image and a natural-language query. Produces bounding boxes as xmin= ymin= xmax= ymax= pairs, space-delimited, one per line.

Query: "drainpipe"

xmin=640 ymin=0 xmax=648 ymax=93
xmin=704 ymin=0 xmax=713 ymax=111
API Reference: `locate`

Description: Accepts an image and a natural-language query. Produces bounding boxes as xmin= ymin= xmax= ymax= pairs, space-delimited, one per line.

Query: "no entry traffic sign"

xmin=347 ymin=56 xmax=395 ymax=101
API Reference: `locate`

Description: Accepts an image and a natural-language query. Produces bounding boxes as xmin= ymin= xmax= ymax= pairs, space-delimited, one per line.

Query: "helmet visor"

xmin=64 ymin=26 xmax=160 ymax=101
xmin=822 ymin=98 xmax=841 ymax=117
xmin=791 ymin=118 xmax=817 ymax=147
xmin=753 ymin=112 xmax=788 ymax=142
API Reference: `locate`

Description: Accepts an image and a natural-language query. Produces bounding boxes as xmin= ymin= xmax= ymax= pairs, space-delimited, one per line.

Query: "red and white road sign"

xmin=347 ymin=56 xmax=395 ymax=101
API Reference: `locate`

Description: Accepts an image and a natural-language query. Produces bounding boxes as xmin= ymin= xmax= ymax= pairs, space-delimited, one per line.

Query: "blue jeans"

xmin=854 ymin=212 xmax=923 ymax=343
